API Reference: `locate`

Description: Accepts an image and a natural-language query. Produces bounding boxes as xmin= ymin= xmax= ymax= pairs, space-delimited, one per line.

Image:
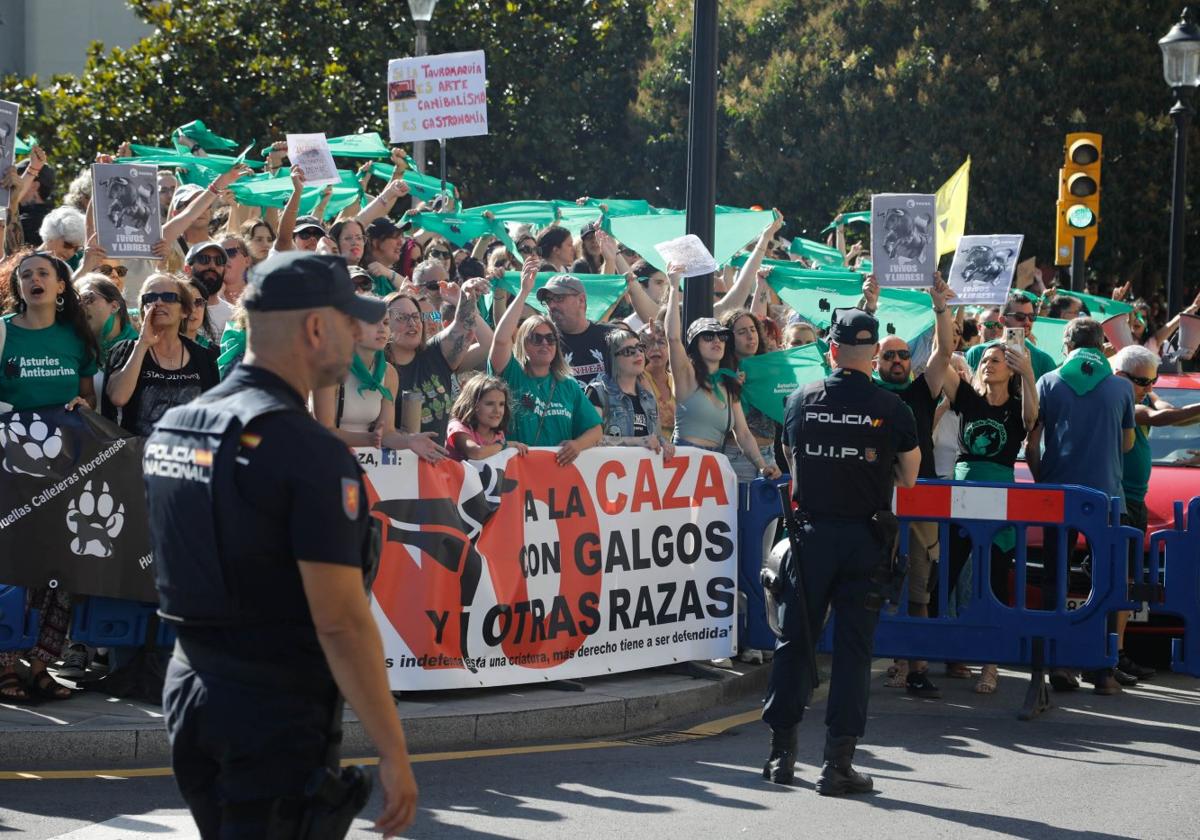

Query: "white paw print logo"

xmin=0 ymin=412 xmax=64 ymax=477
xmin=66 ymin=480 xmax=125 ymax=558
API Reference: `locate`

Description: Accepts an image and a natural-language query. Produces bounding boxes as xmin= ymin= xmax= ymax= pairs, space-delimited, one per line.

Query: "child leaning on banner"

xmin=445 ymin=372 xmax=528 ymax=461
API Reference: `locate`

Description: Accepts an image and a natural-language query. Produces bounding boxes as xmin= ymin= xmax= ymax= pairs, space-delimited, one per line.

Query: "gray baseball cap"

xmin=536 ymin=274 xmax=585 ymax=302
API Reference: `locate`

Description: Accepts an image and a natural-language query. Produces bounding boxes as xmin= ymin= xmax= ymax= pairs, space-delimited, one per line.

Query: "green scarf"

xmin=872 ymin=371 xmax=912 ymax=392
xmin=100 ymin=315 xmax=138 ymax=364
xmin=709 ymin=368 xmax=738 ymax=403
xmin=1058 ymin=347 xmax=1111 ymax=397
xmin=350 ymin=350 xmax=394 ymax=401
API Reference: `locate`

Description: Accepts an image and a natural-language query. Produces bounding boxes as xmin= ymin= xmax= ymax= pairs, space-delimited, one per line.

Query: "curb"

xmin=0 ymin=663 xmax=771 ymax=770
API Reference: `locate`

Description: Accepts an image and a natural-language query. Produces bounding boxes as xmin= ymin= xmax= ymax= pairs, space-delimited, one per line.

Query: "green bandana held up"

xmin=871 ymin=371 xmax=912 ymax=392
xmin=709 ymin=368 xmax=739 ymax=403
xmin=350 ymin=351 xmax=394 ymax=402
xmin=1057 ymin=347 xmax=1111 ymax=397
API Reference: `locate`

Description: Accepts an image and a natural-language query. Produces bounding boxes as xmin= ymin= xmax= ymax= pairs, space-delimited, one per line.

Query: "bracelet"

xmin=933 ymin=306 xmax=947 ymax=314
xmin=28 ymin=167 xmax=42 ymax=174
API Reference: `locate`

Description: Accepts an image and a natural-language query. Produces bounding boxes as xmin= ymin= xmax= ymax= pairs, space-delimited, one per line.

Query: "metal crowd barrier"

xmin=1146 ymin=496 xmax=1200 ymax=677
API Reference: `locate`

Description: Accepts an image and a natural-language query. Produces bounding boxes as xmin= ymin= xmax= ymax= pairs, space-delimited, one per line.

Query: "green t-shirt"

xmin=371 ymin=274 xmax=397 ymax=297
xmin=490 ymin=356 xmax=601 ymax=446
xmin=1122 ymin=411 xmax=1152 ymax=507
xmin=965 ymin=339 xmax=1058 ymax=382
xmin=0 ymin=314 xmax=98 ymax=411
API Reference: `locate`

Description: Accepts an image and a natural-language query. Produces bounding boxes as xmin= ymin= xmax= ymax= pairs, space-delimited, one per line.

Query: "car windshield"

xmin=1146 ymin=387 xmax=1200 ymax=465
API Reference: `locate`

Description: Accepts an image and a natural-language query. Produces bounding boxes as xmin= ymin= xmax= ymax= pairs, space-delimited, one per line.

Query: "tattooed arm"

xmin=438 ymin=276 xmax=489 ymax=371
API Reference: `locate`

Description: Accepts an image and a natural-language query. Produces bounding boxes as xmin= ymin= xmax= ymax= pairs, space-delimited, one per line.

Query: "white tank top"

xmin=339 ymin=373 xmax=383 ymax=433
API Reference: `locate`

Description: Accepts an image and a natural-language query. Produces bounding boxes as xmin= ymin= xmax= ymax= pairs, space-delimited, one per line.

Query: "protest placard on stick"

xmin=946 ymin=234 xmax=1025 ymax=306
xmin=92 ymin=163 xmax=162 ymax=260
xmin=0 ymin=99 xmax=18 ymax=212
xmin=286 ymin=133 xmax=340 ymax=187
xmin=388 ymin=50 xmax=489 ymax=143
xmin=871 ymin=193 xmax=937 ymax=288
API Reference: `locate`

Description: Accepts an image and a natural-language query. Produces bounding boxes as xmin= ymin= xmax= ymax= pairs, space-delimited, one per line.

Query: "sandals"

xmin=884 ymin=659 xmax=909 ymax=688
xmin=946 ymin=662 xmax=973 ymax=679
xmin=0 ymin=671 xmax=30 ymax=703
xmin=28 ymin=669 xmax=72 ymax=701
xmin=974 ymin=664 xmax=999 ymax=694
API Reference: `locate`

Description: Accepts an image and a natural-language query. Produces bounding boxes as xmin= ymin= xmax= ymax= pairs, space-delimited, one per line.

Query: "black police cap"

xmin=243 ymin=252 xmax=386 ymax=322
xmin=829 ymin=307 xmax=879 ymax=346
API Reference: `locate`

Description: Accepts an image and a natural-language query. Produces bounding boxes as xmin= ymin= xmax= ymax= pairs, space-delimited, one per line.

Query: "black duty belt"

xmin=173 ymin=638 xmax=328 ymax=696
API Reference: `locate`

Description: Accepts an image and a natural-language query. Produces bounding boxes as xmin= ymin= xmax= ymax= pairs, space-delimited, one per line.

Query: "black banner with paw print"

xmin=0 ymin=407 xmax=155 ymax=602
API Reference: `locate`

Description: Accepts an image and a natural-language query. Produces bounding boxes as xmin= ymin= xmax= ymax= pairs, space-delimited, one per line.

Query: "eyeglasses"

xmin=1121 ymin=372 xmax=1158 ymax=387
xmin=296 ymin=229 xmax=324 ymax=241
xmin=389 ymin=312 xmax=421 ymax=326
xmin=97 ymin=264 xmax=128 ymax=278
xmin=191 ymin=253 xmax=227 ymax=267
xmin=541 ymin=292 xmax=576 ymax=304
xmin=697 ymin=331 xmax=725 ymax=343
xmin=223 ymin=247 xmax=243 ymax=258
xmin=881 ymin=349 xmax=911 ymax=361
xmin=1004 ymin=311 xmax=1036 ymax=323
xmin=615 ymin=345 xmax=645 ymax=357
xmin=429 ymin=249 xmax=450 ymax=259
xmin=141 ymin=291 xmax=180 ymax=305
xmin=526 ymin=332 xmax=558 ymax=346
xmin=191 ymin=296 xmax=207 ymax=307
xmin=983 ymin=320 xmax=1002 ymax=329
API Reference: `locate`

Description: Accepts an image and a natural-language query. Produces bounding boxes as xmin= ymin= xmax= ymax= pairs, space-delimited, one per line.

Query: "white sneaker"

xmin=710 ymin=657 xmax=735 ymax=669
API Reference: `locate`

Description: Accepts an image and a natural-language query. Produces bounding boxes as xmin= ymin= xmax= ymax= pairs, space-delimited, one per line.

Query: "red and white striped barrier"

xmin=894 ymin=484 xmax=1066 ymax=524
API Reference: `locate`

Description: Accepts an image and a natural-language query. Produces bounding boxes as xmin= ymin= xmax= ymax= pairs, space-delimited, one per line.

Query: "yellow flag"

xmin=935 ymin=157 xmax=970 ymax=256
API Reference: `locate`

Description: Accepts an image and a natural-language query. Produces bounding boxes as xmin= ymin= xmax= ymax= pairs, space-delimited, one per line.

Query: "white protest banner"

xmin=92 ymin=163 xmax=162 ymax=260
xmin=362 ymin=446 xmax=738 ymax=691
xmin=0 ymin=100 xmax=17 ymax=212
xmin=946 ymin=234 xmax=1025 ymax=306
xmin=286 ymin=133 xmax=340 ymax=187
xmin=388 ymin=50 xmax=488 ymax=144
xmin=871 ymin=193 xmax=937 ymax=288
xmin=654 ymin=234 xmax=718 ymax=278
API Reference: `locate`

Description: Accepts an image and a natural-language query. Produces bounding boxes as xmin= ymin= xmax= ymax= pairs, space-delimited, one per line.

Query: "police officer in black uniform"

xmin=144 ymin=252 xmax=418 ymax=838
xmin=763 ymin=307 xmax=920 ymax=794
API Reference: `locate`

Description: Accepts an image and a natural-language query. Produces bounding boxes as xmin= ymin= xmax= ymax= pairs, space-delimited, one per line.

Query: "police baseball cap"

xmin=366 ymin=216 xmax=412 ymax=239
xmin=685 ymin=317 xmax=731 ymax=347
xmin=536 ymin=274 xmax=585 ymax=302
xmin=185 ymin=240 xmax=225 ymax=264
xmin=828 ymin=307 xmax=879 ymax=346
xmin=294 ymin=215 xmax=327 ymax=236
xmin=244 ymin=252 xmax=386 ymax=322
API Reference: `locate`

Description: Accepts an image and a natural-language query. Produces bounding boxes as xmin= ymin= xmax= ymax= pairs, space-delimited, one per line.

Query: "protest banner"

xmin=286 ymin=133 xmax=340 ymax=187
xmin=0 ymin=408 xmax=155 ymax=602
xmin=739 ymin=344 xmax=830 ymax=423
xmin=91 ymin=163 xmax=163 ymax=260
xmin=362 ymin=446 xmax=738 ymax=690
xmin=788 ymin=236 xmax=844 ymax=268
xmin=871 ymin=194 xmax=937 ymax=288
xmin=0 ymin=100 xmax=17 ymax=213
xmin=946 ymin=234 xmax=1025 ymax=306
xmin=388 ymin=50 xmax=488 ymax=144
xmin=934 ymin=157 xmax=971 ymax=256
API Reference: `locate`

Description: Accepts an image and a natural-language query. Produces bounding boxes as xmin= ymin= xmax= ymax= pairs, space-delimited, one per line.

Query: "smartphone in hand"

xmin=1004 ymin=326 xmax=1026 ymax=356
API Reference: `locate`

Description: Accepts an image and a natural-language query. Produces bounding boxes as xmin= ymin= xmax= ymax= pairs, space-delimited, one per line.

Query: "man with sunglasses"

xmin=184 ymin=241 xmax=234 ymax=338
xmin=979 ymin=306 xmax=1004 ymax=343
xmin=964 ymin=293 xmax=1058 ymax=382
xmin=536 ymin=274 xmax=615 ymax=386
xmin=866 ymin=272 xmax=955 ymax=699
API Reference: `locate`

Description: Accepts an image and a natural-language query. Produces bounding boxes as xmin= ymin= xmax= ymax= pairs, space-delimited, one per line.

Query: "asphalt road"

xmin=3 ymin=667 xmax=1198 ymax=839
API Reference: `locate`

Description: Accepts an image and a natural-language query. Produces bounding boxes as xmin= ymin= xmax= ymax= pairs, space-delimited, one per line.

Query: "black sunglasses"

xmin=191 ymin=253 xmax=227 ymax=267
xmin=1121 ymin=372 xmax=1158 ymax=387
xmin=526 ymin=332 xmax=557 ymax=346
xmin=97 ymin=264 xmax=128 ymax=278
xmin=615 ymin=344 xmax=645 ymax=357
xmin=881 ymin=349 xmax=911 ymax=361
xmin=224 ymin=246 xmax=242 ymax=258
xmin=518 ymin=244 xmax=535 ymax=255
xmin=141 ymin=291 xmax=181 ymax=305
xmin=697 ymin=331 xmax=725 ymax=342
xmin=1004 ymin=311 xmax=1036 ymax=323
xmin=429 ymin=249 xmax=450 ymax=259
xmin=296 ymin=229 xmax=324 ymax=240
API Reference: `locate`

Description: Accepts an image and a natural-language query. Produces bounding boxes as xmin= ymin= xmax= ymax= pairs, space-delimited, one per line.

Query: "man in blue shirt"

xmin=1028 ymin=317 xmax=1134 ymax=695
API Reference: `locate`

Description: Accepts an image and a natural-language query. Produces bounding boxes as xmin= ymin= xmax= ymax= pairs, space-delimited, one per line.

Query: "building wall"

xmin=0 ymin=0 xmax=153 ymax=79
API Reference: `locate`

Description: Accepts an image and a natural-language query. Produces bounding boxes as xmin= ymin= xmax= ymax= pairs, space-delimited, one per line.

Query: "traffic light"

xmin=1055 ymin=132 xmax=1102 ymax=265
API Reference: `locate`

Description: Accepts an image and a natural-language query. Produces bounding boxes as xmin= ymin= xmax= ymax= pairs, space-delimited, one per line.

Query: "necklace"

xmin=151 ymin=340 xmax=184 ymax=370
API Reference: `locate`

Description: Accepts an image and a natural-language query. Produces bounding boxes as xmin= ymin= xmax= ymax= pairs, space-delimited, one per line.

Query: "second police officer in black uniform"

xmin=762 ymin=307 xmax=920 ymax=794
xmin=144 ymin=252 xmax=418 ymax=838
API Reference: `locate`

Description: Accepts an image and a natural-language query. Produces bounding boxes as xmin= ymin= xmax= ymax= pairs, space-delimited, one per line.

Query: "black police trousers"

xmin=762 ymin=517 xmax=884 ymax=738
xmin=163 ymin=656 xmax=335 ymax=839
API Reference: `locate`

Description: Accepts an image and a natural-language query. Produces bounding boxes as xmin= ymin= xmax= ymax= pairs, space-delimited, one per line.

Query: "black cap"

xmin=294 ymin=215 xmax=326 ymax=235
xmin=580 ymin=219 xmax=601 ymax=237
xmin=366 ymin=216 xmax=412 ymax=239
xmin=828 ymin=308 xmax=879 ymax=346
xmin=243 ymin=252 xmax=386 ymax=322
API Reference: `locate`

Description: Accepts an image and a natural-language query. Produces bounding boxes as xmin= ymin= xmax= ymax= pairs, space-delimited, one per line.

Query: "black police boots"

xmin=762 ymin=727 xmax=797 ymax=784
xmin=815 ymin=733 xmax=874 ymax=796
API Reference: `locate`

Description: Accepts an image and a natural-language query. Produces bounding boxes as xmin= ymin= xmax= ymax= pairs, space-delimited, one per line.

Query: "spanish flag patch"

xmin=239 ymin=433 xmax=262 ymax=449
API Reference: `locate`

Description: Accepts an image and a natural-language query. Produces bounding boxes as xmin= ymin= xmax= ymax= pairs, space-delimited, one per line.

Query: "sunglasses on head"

xmin=1122 ymin=372 xmax=1158 ymax=387
xmin=615 ymin=344 xmax=645 ymax=357
xmin=296 ymin=229 xmax=324 ymax=241
xmin=191 ymin=253 xmax=227 ymax=267
xmin=881 ymin=349 xmax=911 ymax=361
xmin=141 ymin=291 xmax=180 ymax=306
xmin=97 ymin=264 xmax=128 ymax=278
xmin=526 ymin=332 xmax=557 ymax=346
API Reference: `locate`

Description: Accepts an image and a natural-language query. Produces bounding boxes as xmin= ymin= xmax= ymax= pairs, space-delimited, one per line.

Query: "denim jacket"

xmin=586 ymin=373 xmax=664 ymax=444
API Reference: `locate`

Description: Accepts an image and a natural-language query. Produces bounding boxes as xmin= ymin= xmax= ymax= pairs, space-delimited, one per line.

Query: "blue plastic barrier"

xmin=811 ymin=480 xmax=1140 ymax=718
xmin=0 ymin=585 xmax=38 ymax=651
xmin=737 ymin=478 xmax=789 ymax=651
xmin=70 ymin=597 xmax=174 ymax=649
xmin=1145 ymin=496 xmax=1200 ymax=677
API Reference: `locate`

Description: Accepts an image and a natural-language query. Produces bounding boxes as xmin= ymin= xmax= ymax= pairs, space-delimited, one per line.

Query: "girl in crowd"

xmin=239 ymin=218 xmax=275 ymax=264
xmin=488 ymin=255 xmax=601 ymax=459
xmin=720 ymin=308 xmax=779 ymax=482
xmin=76 ymin=273 xmax=137 ymax=367
xmin=638 ymin=320 xmax=675 ymax=441
xmin=103 ymin=272 xmax=218 ymax=436
xmin=219 ymin=235 xmax=249 ymax=305
xmin=783 ymin=321 xmax=817 ymax=348
xmin=181 ymin=276 xmax=220 ymax=352
xmin=0 ymin=250 xmax=99 ymax=702
xmin=445 ymin=373 xmax=528 ymax=461
xmin=585 ymin=329 xmax=673 ymax=456
xmin=940 ymin=340 xmax=1038 ymax=694
xmin=329 ymin=219 xmax=368 ymax=270
xmin=665 ymin=264 xmax=781 ymax=479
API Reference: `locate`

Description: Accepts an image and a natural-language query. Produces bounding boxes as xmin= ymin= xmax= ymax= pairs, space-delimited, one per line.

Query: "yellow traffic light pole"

xmin=1054 ymin=132 xmax=1102 ymax=291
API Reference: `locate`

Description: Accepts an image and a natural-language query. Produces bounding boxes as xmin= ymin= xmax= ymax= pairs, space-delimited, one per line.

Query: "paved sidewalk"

xmin=0 ymin=660 xmax=771 ymax=770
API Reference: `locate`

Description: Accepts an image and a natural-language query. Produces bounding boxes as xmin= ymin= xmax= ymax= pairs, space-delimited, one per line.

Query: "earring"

xmin=55 ymin=295 xmax=65 ymax=311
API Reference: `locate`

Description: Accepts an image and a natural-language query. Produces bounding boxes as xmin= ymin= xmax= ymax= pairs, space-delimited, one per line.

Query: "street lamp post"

xmin=1159 ymin=8 xmax=1200 ymax=317
xmin=408 ymin=0 xmax=440 ymax=174
xmin=683 ymin=0 xmax=718 ymax=325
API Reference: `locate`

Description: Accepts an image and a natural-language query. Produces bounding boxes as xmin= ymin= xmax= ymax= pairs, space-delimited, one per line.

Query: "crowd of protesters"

xmin=1 ymin=128 xmax=1199 ymax=705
